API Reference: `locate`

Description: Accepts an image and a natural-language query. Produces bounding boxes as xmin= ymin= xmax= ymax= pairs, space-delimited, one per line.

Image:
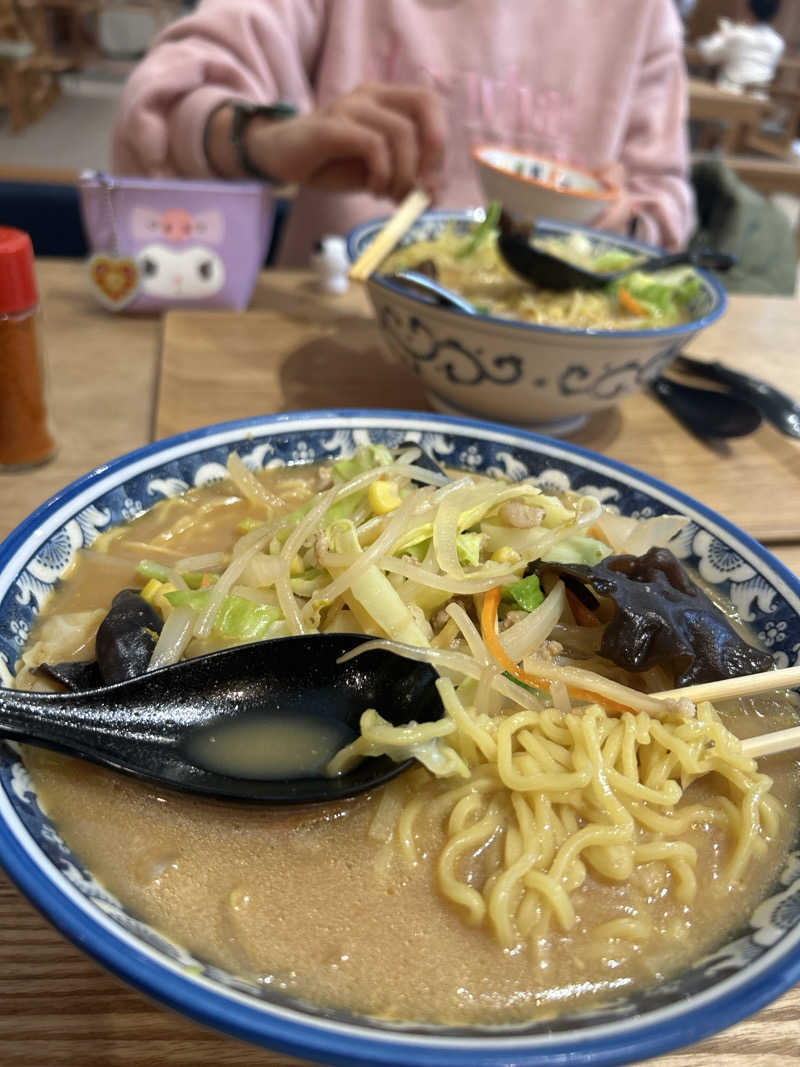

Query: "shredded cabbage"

xmin=90 ymin=444 xmax=692 ymax=774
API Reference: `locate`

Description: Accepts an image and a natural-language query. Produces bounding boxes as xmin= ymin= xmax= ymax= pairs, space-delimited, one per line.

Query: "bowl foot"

xmin=425 ymin=391 xmax=589 ymax=438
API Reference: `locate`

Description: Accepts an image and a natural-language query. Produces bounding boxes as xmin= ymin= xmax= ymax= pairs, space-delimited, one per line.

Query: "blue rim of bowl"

xmin=1 ymin=408 xmax=799 ymax=1067
xmin=346 ymin=211 xmax=728 ymax=340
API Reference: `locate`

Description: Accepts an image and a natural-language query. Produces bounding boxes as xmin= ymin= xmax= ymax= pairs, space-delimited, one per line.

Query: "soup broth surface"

xmin=383 ymin=231 xmax=699 ymax=330
xmin=17 ymin=464 xmax=800 ymax=1025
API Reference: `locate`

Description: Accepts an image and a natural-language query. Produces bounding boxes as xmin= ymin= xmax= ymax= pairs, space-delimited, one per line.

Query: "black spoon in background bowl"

xmin=496 ymin=229 xmax=736 ymax=291
xmin=2 ymin=634 xmax=443 ymax=804
xmin=494 ymin=213 xmax=736 ymax=291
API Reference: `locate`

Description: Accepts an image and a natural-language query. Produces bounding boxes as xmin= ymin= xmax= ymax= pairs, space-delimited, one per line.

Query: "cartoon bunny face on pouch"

xmin=131 ymin=205 xmax=227 ymax=301
xmin=132 ymin=206 xmax=226 ymax=245
xmin=136 ymin=244 xmax=226 ymax=300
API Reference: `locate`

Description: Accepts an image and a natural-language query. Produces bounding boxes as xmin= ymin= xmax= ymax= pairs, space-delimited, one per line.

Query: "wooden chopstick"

xmin=655 ymin=664 xmax=800 ymax=706
xmin=348 ymin=188 xmax=431 ymax=281
xmin=741 ymin=725 xmax=800 ymax=759
xmin=652 ymin=664 xmax=800 ymax=759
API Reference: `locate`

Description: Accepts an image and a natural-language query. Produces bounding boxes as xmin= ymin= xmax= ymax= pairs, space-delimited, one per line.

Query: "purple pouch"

xmin=79 ymin=171 xmax=274 ymax=313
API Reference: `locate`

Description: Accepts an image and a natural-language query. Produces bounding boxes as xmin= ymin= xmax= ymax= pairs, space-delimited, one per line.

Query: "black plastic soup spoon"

xmin=1 ymin=634 xmax=442 ymax=804
xmin=673 ymin=355 xmax=800 ymax=439
xmin=496 ymin=231 xmax=736 ymax=291
xmin=651 ymin=376 xmax=762 ymax=439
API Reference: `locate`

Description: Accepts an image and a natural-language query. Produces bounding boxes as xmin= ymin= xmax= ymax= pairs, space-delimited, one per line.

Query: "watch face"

xmin=264 ymin=102 xmax=298 ymax=118
xmin=237 ymin=101 xmax=297 ymax=121
xmin=231 ymin=102 xmax=297 ymax=182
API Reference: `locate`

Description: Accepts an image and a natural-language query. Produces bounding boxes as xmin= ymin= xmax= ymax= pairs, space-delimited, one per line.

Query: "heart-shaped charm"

xmin=87 ymin=252 xmax=140 ymax=310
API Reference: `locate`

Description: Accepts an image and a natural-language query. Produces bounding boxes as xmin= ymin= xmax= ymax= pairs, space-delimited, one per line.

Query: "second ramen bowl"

xmin=347 ymin=213 xmax=727 ymax=435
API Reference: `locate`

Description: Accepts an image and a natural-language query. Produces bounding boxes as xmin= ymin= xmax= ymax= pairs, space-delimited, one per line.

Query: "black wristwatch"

xmin=205 ymin=99 xmax=298 ymax=182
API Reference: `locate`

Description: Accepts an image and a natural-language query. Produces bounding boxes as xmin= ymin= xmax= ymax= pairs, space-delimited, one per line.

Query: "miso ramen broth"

xmin=15 ymin=458 xmax=800 ymax=1025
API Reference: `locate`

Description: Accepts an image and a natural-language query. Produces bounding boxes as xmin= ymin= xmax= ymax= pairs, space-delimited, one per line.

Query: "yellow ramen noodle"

xmin=383 ymin=227 xmax=701 ymax=330
xmin=350 ymin=686 xmax=779 ymax=952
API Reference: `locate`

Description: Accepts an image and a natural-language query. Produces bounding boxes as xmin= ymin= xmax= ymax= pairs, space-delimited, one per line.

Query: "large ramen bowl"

xmin=1 ymin=410 xmax=799 ymax=1067
xmin=347 ymin=213 xmax=727 ymax=435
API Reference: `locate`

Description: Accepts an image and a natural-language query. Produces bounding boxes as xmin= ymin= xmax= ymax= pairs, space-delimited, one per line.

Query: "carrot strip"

xmin=481 ymin=585 xmax=637 ymax=714
xmin=587 ymin=523 xmax=612 ymax=548
xmin=482 ymin=586 xmax=529 ymax=678
xmin=619 ymin=288 xmax=647 ymax=317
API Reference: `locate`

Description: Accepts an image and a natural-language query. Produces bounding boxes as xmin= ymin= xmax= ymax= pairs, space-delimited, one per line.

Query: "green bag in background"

xmin=689 ymin=157 xmax=797 ymax=296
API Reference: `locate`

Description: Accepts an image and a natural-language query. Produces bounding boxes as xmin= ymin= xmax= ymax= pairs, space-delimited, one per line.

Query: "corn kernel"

xmin=369 ymin=479 xmax=402 ymax=515
xmin=139 ymin=578 xmax=163 ymax=604
xmin=152 ymin=582 xmax=177 ymax=619
xmin=492 ymin=546 xmax=521 ymax=564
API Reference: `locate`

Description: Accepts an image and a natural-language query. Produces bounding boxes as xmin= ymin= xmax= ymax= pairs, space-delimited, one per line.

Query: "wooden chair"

xmin=0 ymin=0 xmax=180 ymax=131
xmin=0 ymin=0 xmax=69 ymax=130
xmin=739 ymin=85 xmax=800 ymax=159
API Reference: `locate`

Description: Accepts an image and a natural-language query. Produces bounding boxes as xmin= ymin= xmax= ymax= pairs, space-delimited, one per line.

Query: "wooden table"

xmin=1 ymin=261 xmax=800 ymax=1067
xmin=688 ymin=76 xmax=770 ymax=151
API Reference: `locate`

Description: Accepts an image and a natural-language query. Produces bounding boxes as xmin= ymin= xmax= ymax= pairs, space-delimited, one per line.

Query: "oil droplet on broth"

xmin=133 ymin=852 xmax=180 ymax=887
xmin=183 ymin=711 xmax=356 ymax=779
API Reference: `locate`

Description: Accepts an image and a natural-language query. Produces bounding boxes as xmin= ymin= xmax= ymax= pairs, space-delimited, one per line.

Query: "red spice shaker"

xmin=0 ymin=227 xmax=55 ymax=470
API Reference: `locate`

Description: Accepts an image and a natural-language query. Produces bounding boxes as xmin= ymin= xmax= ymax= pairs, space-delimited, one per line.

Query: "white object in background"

xmin=697 ymin=18 xmax=785 ymax=95
xmin=0 ymin=40 xmax=34 ymax=60
xmin=311 ymin=236 xmax=350 ymax=294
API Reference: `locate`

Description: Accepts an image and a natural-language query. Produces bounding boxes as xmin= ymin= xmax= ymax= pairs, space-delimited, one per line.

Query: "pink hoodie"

xmin=113 ymin=0 xmax=694 ymax=266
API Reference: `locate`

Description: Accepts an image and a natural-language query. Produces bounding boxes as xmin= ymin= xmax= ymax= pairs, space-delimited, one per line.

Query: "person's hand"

xmin=247 ymin=83 xmax=446 ymax=200
xmin=590 ymin=162 xmax=637 ymax=237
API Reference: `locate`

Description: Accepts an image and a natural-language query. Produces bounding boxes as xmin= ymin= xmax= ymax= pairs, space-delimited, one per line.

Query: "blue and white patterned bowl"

xmin=347 ymin=213 xmax=727 ymax=435
xmin=1 ymin=409 xmax=799 ymax=1067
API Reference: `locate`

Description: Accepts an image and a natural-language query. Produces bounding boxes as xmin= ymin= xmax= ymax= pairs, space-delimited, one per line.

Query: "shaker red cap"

xmin=0 ymin=227 xmax=39 ymax=314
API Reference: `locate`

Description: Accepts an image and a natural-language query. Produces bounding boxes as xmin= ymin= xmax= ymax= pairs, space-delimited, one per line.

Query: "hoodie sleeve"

xmin=622 ymin=2 xmax=695 ymax=250
xmin=112 ymin=0 xmax=326 ymax=177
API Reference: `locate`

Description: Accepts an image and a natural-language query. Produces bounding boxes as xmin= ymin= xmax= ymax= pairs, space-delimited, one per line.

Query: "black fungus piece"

xmin=36 ymin=659 xmax=105 ymax=692
xmin=94 ymin=589 xmax=164 ymax=684
xmin=530 ymin=546 xmax=773 ymax=687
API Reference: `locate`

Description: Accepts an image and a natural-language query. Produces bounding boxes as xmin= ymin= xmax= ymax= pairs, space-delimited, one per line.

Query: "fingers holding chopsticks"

xmin=244 ymin=82 xmax=446 ymax=200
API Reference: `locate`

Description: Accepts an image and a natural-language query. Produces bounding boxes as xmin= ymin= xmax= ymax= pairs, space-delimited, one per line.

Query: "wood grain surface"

xmin=155 ymin=284 xmax=800 ymax=545
xmin=1 ymin=262 xmax=799 ymax=1066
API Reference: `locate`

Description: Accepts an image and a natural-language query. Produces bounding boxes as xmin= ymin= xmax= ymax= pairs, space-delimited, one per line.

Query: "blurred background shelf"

xmin=0 ymin=0 xmax=179 ymax=131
